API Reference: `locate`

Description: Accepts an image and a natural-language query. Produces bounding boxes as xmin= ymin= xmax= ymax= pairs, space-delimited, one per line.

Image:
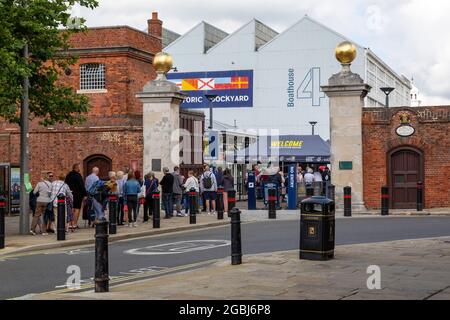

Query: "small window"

xmin=80 ymin=63 xmax=105 ymax=90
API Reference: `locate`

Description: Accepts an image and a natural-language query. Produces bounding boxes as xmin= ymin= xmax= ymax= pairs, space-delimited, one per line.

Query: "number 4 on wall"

xmin=297 ymin=67 xmax=326 ymax=107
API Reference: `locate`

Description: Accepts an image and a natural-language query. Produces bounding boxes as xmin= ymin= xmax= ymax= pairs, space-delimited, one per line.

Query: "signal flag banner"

xmin=167 ymin=70 xmax=253 ymax=109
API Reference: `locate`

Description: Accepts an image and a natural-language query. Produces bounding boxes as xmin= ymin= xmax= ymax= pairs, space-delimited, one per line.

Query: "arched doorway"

xmin=84 ymin=155 xmax=112 ymax=181
xmin=388 ymin=147 xmax=424 ymax=209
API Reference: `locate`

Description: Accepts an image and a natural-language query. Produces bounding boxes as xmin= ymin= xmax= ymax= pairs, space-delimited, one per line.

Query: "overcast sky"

xmin=75 ymin=0 xmax=450 ymax=105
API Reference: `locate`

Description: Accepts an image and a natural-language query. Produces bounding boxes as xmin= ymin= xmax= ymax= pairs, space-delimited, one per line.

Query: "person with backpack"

xmin=143 ymin=172 xmax=159 ymax=222
xmin=200 ymin=164 xmax=217 ymax=214
xmin=123 ymin=172 xmax=142 ymax=227
xmin=86 ymin=176 xmax=110 ymax=225
xmin=304 ymin=168 xmax=316 ymax=187
xmin=160 ymin=167 xmax=174 ymax=219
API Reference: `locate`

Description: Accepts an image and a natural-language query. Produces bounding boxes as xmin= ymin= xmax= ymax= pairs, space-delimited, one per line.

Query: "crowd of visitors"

xmin=28 ymin=162 xmax=331 ymax=235
xmin=28 ymin=163 xmax=235 ymax=236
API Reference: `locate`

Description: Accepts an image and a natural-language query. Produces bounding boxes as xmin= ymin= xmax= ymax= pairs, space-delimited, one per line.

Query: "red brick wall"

xmin=59 ymin=54 xmax=156 ymax=116
xmin=363 ymin=106 xmax=450 ymax=209
xmin=67 ymin=26 xmax=161 ymax=54
xmin=1 ymin=128 xmax=143 ymax=184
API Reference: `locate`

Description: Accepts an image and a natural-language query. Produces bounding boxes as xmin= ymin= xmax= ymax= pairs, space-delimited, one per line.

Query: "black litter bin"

xmin=300 ymin=196 xmax=335 ymax=261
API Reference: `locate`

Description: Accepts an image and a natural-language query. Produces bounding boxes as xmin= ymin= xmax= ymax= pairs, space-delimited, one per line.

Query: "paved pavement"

xmin=3 ymin=216 xmax=450 ymax=299
xmin=28 ymin=236 xmax=450 ymax=300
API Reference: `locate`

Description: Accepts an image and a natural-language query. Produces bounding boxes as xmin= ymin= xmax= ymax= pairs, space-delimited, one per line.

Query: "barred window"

xmin=80 ymin=63 xmax=105 ymax=90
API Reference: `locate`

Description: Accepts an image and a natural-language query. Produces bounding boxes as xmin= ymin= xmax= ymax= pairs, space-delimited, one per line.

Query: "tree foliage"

xmin=0 ymin=0 xmax=99 ymax=126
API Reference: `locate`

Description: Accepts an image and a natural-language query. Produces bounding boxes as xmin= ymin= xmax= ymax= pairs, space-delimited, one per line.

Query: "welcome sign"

xmin=271 ymin=140 xmax=304 ymax=148
xmin=167 ymin=70 xmax=253 ymax=109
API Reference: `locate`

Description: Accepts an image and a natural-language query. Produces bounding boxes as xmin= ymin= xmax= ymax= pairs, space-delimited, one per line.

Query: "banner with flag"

xmin=167 ymin=70 xmax=253 ymax=109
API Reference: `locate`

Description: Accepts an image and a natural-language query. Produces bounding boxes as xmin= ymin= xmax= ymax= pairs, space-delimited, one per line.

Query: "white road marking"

xmin=124 ymin=240 xmax=231 ymax=256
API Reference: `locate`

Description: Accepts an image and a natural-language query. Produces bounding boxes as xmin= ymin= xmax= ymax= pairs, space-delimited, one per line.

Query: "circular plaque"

xmin=396 ymin=125 xmax=415 ymax=137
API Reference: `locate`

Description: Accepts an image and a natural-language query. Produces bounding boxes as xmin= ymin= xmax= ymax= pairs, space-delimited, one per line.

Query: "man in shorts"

xmin=200 ymin=164 xmax=217 ymax=214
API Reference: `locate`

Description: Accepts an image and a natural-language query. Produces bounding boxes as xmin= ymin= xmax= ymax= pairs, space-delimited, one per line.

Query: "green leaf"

xmin=0 ymin=0 xmax=99 ymax=126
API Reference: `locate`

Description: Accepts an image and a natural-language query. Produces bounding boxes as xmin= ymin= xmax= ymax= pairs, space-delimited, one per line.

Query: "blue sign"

xmin=288 ymin=164 xmax=298 ymax=210
xmin=167 ymin=70 xmax=253 ymax=109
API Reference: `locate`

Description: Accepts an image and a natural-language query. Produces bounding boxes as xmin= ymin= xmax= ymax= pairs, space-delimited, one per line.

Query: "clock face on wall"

xmin=396 ymin=125 xmax=415 ymax=138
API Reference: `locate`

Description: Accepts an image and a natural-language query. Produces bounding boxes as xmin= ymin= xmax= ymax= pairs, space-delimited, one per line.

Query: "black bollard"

xmin=344 ymin=186 xmax=352 ymax=217
xmin=216 ymin=187 xmax=224 ymax=220
xmin=327 ymin=184 xmax=335 ymax=202
xmin=417 ymin=182 xmax=423 ymax=212
xmin=227 ymin=190 xmax=236 ymax=218
xmin=268 ymin=188 xmax=277 ymax=219
xmin=381 ymin=186 xmax=389 ymax=216
xmin=108 ymin=194 xmax=118 ymax=234
xmin=0 ymin=194 xmax=6 ymax=250
xmin=189 ymin=188 xmax=197 ymax=224
xmin=321 ymin=182 xmax=326 ymax=197
xmin=57 ymin=194 xmax=66 ymax=241
xmin=306 ymin=186 xmax=314 ymax=198
xmin=152 ymin=192 xmax=161 ymax=229
xmin=230 ymin=207 xmax=242 ymax=265
xmin=94 ymin=219 xmax=109 ymax=293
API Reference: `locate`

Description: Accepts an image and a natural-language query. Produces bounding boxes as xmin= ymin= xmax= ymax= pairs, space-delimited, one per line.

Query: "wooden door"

xmin=390 ymin=149 xmax=422 ymax=209
xmin=84 ymin=155 xmax=112 ymax=181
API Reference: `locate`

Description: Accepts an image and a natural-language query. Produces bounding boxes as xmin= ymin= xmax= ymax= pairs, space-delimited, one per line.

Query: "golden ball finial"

xmin=153 ymin=52 xmax=173 ymax=73
xmin=335 ymin=41 xmax=357 ymax=65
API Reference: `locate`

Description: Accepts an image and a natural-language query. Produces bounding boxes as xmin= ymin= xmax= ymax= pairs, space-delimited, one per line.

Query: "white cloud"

xmin=79 ymin=0 xmax=450 ymax=105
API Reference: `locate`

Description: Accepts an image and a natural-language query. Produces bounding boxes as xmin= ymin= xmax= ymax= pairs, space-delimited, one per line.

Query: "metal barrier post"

xmin=344 ymin=186 xmax=352 ymax=217
xmin=57 ymin=194 xmax=66 ymax=241
xmin=306 ymin=186 xmax=314 ymax=198
xmin=268 ymin=188 xmax=277 ymax=219
xmin=327 ymin=184 xmax=335 ymax=202
xmin=94 ymin=219 xmax=109 ymax=293
xmin=417 ymin=182 xmax=423 ymax=212
xmin=0 ymin=195 xmax=6 ymax=249
xmin=152 ymin=192 xmax=161 ymax=229
xmin=227 ymin=190 xmax=236 ymax=218
xmin=216 ymin=187 xmax=224 ymax=220
xmin=381 ymin=186 xmax=389 ymax=216
xmin=230 ymin=207 xmax=242 ymax=265
xmin=189 ymin=188 xmax=197 ymax=224
xmin=108 ymin=194 xmax=118 ymax=234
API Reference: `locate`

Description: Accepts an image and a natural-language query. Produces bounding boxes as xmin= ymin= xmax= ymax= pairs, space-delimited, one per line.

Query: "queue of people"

xmin=28 ymin=163 xmax=237 ymax=236
xmin=28 ymin=162 xmax=330 ymax=236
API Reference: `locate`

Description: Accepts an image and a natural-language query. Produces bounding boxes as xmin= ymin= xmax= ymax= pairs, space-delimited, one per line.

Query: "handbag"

xmin=139 ymin=183 xmax=146 ymax=199
xmin=46 ymin=183 xmax=65 ymax=214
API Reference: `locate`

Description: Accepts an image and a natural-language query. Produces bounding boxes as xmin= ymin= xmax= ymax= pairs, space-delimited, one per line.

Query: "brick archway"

xmin=83 ymin=154 xmax=112 ymax=181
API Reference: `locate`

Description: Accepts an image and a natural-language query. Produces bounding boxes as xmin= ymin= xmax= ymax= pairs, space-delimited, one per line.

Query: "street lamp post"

xmin=309 ymin=121 xmax=318 ymax=135
xmin=205 ymin=94 xmax=218 ymax=130
xmin=380 ymin=87 xmax=395 ymax=107
xmin=20 ymin=43 xmax=30 ymax=235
